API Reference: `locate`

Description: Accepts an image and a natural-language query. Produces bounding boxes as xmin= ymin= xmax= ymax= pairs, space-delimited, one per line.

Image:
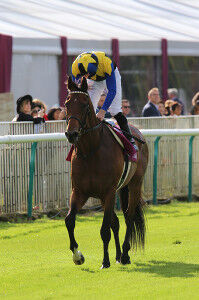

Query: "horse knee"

xmin=112 ymin=214 xmax=120 ymax=234
xmin=100 ymin=226 xmax=111 ymax=243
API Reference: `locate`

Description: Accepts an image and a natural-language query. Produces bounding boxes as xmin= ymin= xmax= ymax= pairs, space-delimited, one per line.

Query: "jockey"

xmin=71 ymin=51 xmax=138 ymax=151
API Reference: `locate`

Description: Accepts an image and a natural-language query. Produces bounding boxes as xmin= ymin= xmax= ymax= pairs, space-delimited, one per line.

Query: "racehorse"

xmin=65 ymin=76 xmax=148 ymax=268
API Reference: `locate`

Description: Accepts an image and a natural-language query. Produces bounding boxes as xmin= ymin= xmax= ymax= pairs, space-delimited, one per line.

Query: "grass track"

xmin=0 ymin=201 xmax=199 ymax=300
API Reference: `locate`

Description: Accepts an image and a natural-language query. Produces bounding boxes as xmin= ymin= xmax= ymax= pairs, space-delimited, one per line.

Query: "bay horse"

xmin=65 ymin=76 xmax=148 ymax=268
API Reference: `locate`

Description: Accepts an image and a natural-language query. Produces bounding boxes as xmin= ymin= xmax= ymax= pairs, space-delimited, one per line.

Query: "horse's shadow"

xmin=120 ymin=260 xmax=199 ymax=278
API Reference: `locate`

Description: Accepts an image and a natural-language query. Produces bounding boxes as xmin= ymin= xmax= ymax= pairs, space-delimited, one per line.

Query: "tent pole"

xmin=112 ymin=38 xmax=120 ymax=70
xmin=161 ymin=38 xmax=168 ymax=101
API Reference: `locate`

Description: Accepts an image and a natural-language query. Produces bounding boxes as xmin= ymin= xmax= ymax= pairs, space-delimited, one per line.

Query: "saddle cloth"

xmin=66 ymin=123 xmax=137 ymax=162
xmin=105 ymin=124 xmax=137 ymax=162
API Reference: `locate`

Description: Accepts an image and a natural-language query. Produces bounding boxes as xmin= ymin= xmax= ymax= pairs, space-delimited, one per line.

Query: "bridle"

xmin=66 ymin=90 xmax=102 ymax=136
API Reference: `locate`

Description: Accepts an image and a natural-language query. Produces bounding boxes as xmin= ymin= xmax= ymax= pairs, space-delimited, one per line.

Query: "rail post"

xmin=27 ymin=142 xmax=38 ymax=218
xmin=188 ymin=136 xmax=195 ymax=202
xmin=153 ymin=136 xmax=161 ymax=205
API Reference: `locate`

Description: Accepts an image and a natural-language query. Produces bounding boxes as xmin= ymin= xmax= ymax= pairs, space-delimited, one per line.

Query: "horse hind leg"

xmin=120 ymin=180 xmax=146 ymax=265
xmin=119 ymin=186 xmax=131 ymax=264
xmin=111 ymin=211 xmax=121 ymax=263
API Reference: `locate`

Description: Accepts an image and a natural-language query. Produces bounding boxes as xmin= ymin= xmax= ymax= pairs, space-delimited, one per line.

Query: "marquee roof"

xmin=1 ymin=0 xmax=199 ymax=55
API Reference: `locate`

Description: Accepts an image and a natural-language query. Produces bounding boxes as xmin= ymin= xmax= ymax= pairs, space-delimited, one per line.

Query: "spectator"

xmin=170 ymin=101 xmax=182 ymax=116
xmin=190 ymin=101 xmax=199 ymax=115
xmin=158 ymin=101 xmax=167 ymax=116
xmin=13 ymin=94 xmax=45 ymax=124
xmin=47 ymin=107 xmax=64 ymax=120
xmin=59 ymin=107 xmax=67 ymax=120
xmin=165 ymin=100 xmax=174 ymax=116
xmin=141 ymin=87 xmax=161 ymax=117
xmin=121 ymin=99 xmax=134 ymax=117
xmin=31 ymin=102 xmax=43 ymax=118
xmin=190 ymin=92 xmax=199 ymax=115
xmin=167 ymin=88 xmax=184 ymax=115
xmin=32 ymin=98 xmax=48 ymax=120
xmin=192 ymin=91 xmax=199 ymax=106
xmin=97 ymin=92 xmax=112 ymax=118
xmin=165 ymin=100 xmax=182 ymax=116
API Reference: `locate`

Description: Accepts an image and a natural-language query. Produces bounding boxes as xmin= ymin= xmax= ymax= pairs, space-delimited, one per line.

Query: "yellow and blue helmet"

xmin=77 ymin=52 xmax=98 ymax=78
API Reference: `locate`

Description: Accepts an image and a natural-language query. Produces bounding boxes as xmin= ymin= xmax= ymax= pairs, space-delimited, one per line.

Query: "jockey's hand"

xmin=96 ymin=109 xmax=106 ymax=121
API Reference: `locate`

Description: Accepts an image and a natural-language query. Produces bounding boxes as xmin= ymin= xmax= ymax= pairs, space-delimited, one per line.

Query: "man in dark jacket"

xmin=142 ymin=88 xmax=161 ymax=117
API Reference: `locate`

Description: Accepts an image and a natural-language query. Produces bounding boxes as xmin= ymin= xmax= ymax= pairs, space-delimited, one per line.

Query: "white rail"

xmin=1 ymin=128 xmax=199 ymax=144
xmin=141 ymin=128 xmax=199 ymax=137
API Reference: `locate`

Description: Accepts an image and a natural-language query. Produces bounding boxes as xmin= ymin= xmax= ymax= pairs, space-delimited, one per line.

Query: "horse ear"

xmin=67 ymin=76 xmax=73 ymax=91
xmin=81 ymin=77 xmax=88 ymax=92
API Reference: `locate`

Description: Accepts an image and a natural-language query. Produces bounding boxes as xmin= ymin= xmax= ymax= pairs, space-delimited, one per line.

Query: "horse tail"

xmin=129 ymin=200 xmax=146 ymax=250
xmin=120 ymin=184 xmax=146 ymax=250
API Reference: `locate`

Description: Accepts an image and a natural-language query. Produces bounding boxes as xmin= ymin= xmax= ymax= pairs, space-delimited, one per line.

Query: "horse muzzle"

xmin=65 ymin=130 xmax=79 ymax=144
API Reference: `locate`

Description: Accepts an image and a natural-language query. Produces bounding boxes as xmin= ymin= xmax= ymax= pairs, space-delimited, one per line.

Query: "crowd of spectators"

xmin=96 ymin=87 xmax=199 ymax=119
xmin=12 ymin=94 xmax=66 ymax=124
xmin=140 ymin=87 xmax=199 ymax=118
xmin=13 ymin=88 xmax=199 ymax=125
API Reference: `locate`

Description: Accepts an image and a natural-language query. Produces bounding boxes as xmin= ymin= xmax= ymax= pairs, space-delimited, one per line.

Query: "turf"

xmin=0 ymin=201 xmax=199 ymax=300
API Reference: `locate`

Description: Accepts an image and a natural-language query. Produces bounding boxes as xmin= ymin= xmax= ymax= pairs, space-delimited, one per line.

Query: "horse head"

xmin=65 ymin=76 xmax=96 ymax=144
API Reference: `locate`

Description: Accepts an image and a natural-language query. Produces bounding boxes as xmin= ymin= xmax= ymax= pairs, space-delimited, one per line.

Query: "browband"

xmin=69 ymin=91 xmax=89 ymax=96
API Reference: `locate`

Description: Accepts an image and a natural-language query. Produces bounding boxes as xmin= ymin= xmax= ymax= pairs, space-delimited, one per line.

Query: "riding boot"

xmin=114 ymin=112 xmax=138 ymax=152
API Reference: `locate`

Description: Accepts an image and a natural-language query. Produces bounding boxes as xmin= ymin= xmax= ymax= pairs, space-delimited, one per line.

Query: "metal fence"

xmin=0 ymin=121 xmax=71 ymax=213
xmin=0 ymin=116 xmax=199 ymax=213
xmin=128 ymin=116 xmax=199 ymax=201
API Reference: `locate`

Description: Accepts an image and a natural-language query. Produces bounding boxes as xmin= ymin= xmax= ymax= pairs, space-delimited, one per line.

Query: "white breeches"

xmin=87 ymin=68 xmax=122 ymax=116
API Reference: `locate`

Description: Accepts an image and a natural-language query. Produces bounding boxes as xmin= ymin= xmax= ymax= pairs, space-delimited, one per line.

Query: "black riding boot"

xmin=114 ymin=112 xmax=138 ymax=151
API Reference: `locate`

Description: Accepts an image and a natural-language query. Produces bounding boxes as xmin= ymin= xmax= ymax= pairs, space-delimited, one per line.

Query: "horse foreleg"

xmin=65 ymin=191 xmax=87 ymax=265
xmin=111 ymin=212 xmax=121 ymax=263
xmin=100 ymin=210 xmax=112 ymax=268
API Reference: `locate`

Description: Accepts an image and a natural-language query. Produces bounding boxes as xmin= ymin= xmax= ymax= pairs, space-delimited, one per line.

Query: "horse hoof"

xmin=120 ymin=254 xmax=131 ymax=265
xmin=73 ymin=249 xmax=85 ymax=265
xmin=73 ymin=254 xmax=85 ymax=265
xmin=101 ymin=262 xmax=110 ymax=269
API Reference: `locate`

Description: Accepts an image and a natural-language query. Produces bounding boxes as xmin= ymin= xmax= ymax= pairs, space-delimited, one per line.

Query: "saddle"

xmin=129 ymin=124 xmax=146 ymax=144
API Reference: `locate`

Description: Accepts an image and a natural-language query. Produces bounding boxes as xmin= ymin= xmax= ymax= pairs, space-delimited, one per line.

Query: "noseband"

xmin=66 ymin=91 xmax=102 ymax=135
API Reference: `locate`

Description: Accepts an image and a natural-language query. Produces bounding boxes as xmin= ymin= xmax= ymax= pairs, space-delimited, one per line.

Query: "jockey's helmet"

xmin=78 ymin=52 xmax=98 ymax=78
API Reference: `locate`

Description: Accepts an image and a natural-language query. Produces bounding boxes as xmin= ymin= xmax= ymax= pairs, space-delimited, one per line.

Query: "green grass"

xmin=0 ymin=201 xmax=199 ymax=300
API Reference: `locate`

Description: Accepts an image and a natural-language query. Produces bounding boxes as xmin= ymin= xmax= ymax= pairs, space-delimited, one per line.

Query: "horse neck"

xmin=77 ymin=100 xmax=101 ymax=156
